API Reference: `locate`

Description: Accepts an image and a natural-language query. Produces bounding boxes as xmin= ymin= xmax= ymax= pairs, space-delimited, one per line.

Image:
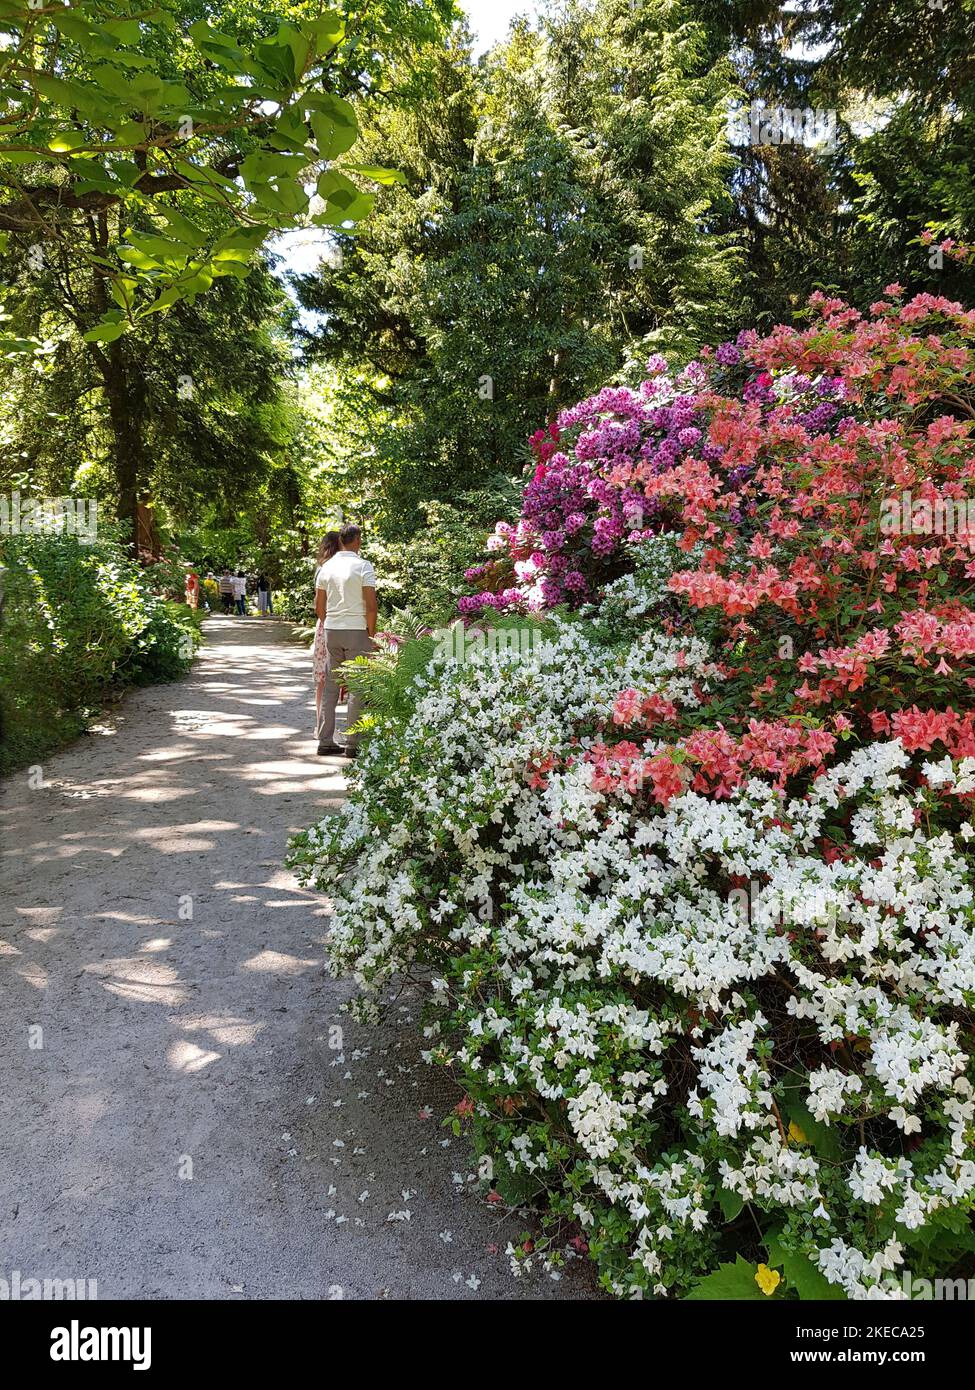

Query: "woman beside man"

xmin=313 ymin=524 xmax=377 ymax=759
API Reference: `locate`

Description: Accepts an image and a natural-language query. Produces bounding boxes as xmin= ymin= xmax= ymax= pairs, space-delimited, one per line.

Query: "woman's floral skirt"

xmin=312 ymin=617 xmax=328 ymax=683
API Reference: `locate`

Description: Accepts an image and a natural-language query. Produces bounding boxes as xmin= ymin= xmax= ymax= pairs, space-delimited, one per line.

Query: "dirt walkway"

xmin=0 ymin=617 xmax=591 ymax=1300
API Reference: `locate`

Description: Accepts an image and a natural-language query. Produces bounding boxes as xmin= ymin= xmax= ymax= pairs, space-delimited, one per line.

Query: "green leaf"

xmin=48 ymin=130 xmax=87 ymax=153
xmin=123 ymin=234 xmax=192 ymax=267
xmin=137 ymin=286 xmax=183 ymax=317
xmin=156 ymin=207 xmax=208 ymax=249
xmin=305 ymin=11 xmax=345 ymax=54
xmin=342 ymin=163 xmax=407 ymax=186
xmin=187 ymin=21 xmax=247 ymax=71
xmin=277 ymin=22 xmax=311 ymax=80
xmin=308 ymin=94 xmax=358 ymax=159
xmin=765 ymin=1227 xmax=787 ymax=1266
xmin=716 ymin=1186 xmax=744 ymax=1222
xmin=253 ymin=37 xmax=295 ymax=86
xmin=211 ymin=226 xmax=270 ymax=262
xmin=83 ymin=321 xmax=126 ymax=344
xmin=784 ymin=1101 xmax=843 ymax=1160
xmin=31 ymin=74 xmax=87 ymax=106
xmin=268 ymin=105 xmax=312 ymax=154
xmin=685 ymin=1255 xmax=766 ymax=1300
xmin=781 ymin=1251 xmax=846 ymax=1301
xmin=109 ymin=278 xmax=137 ymax=312
xmin=101 ymin=18 xmax=142 ymax=44
xmin=315 ymin=170 xmax=374 ymax=224
xmin=115 ymin=120 xmax=146 ymax=146
xmin=172 ymin=158 xmax=239 ymax=192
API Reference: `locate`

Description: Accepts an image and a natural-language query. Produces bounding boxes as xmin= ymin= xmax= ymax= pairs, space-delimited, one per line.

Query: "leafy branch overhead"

xmin=0 ymin=0 xmax=404 ymax=341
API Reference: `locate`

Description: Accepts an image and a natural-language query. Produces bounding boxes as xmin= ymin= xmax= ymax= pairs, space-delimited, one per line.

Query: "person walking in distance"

xmin=256 ymin=572 xmax=273 ymax=616
xmin=233 ymin=570 xmax=247 ymax=615
xmin=315 ymin=524 xmax=376 ymax=758
xmin=218 ymin=568 xmax=234 ymax=614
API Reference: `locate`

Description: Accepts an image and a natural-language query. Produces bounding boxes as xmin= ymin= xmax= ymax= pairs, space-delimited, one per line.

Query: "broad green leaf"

xmin=101 ymin=19 xmax=142 ymax=44
xmin=212 ymin=226 xmax=270 ymax=261
xmin=305 ymin=11 xmax=345 ymax=54
xmin=240 ymin=150 xmax=306 ymax=183
xmin=314 ymin=170 xmax=375 ymax=224
xmin=342 ymin=163 xmax=407 ymax=186
xmin=124 ymin=234 xmax=192 ymax=266
xmin=73 ymin=170 xmax=126 ymax=195
xmin=83 ymin=321 xmax=126 ymax=344
xmin=156 ymin=207 xmax=208 ymax=249
xmin=187 ymin=21 xmax=248 ymax=71
xmin=117 ymin=246 xmax=167 ymax=270
xmin=48 ymin=130 xmax=87 ymax=153
xmin=253 ymin=37 xmax=295 ymax=86
xmin=268 ymin=106 xmax=312 ymax=155
xmin=765 ymin=1227 xmax=787 ymax=1265
xmin=177 ymin=269 xmax=214 ymax=296
xmin=210 ymin=260 xmax=251 ymax=279
xmin=31 ymin=74 xmax=87 ymax=106
xmin=137 ymin=286 xmax=183 ymax=317
xmin=110 ymin=278 xmax=138 ymax=312
xmin=104 ymin=50 xmax=153 ymax=71
xmin=685 ymin=1255 xmax=766 ymax=1300
xmin=716 ymin=1186 xmax=744 ymax=1222
xmin=781 ymin=1250 xmax=846 ymax=1301
xmin=277 ymin=22 xmax=311 ymax=79
xmin=317 ymin=170 xmax=363 ymax=203
xmin=115 ymin=121 xmax=147 ymax=146
xmin=173 ymin=159 xmax=239 ymax=192
xmin=784 ymin=1101 xmax=843 ymax=1161
xmin=88 ymin=66 xmax=137 ymax=103
xmin=308 ymin=94 xmax=358 ymax=159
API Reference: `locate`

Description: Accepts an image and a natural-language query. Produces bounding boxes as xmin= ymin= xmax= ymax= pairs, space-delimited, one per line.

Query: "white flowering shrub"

xmin=288 ymin=606 xmax=975 ymax=1300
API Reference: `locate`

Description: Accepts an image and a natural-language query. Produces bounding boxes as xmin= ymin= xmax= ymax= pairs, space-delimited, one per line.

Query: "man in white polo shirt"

xmin=315 ymin=523 xmax=377 ymax=758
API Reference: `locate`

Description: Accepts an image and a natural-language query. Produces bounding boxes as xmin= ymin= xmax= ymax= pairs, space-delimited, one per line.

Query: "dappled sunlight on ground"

xmin=0 ymin=615 xmax=597 ymax=1300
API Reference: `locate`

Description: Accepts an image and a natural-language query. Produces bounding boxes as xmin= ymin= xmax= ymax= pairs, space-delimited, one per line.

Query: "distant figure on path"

xmin=315 ymin=524 xmax=377 ymax=758
xmin=233 ymin=571 xmax=247 ymax=615
xmin=256 ymin=573 xmax=273 ymax=616
xmin=218 ymin=569 xmax=234 ymax=614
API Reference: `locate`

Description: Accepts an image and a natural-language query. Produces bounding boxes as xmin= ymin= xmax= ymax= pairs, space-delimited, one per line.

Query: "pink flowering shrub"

xmin=293 ymin=287 xmax=975 ymax=1300
xmin=467 ymin=286 xmax=975 ymax=779
xmin=459 ymin=365 xmax=731 ymax=615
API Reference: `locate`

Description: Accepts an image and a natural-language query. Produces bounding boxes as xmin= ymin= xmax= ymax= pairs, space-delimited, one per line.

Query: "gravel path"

xmin=0 ymin=616 xmax=592 ymax=1300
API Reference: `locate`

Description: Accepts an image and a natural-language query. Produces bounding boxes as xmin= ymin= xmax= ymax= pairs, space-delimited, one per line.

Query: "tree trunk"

xmin=85 ymin=210 xmax=146 ymax=552
xmin=102 ymin=339 xmax=146 ymax=551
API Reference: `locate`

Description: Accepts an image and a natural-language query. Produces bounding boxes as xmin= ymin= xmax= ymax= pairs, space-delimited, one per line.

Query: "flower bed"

xmin=289 ymin=288 xmax=975 ymax=1299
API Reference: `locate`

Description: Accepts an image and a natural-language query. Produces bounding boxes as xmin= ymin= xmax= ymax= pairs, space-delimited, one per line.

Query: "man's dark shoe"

xmin=317 ymin=743 xmax=342 ymax=756
xmin=344 ymin=746 xmax=358 ymax=760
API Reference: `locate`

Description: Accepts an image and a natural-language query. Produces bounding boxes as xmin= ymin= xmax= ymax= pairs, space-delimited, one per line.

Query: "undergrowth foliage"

xmin=0 ymin=530 xmax=201 ymax=771
xmin=289 ymin=288 xmax=975 ymax=1300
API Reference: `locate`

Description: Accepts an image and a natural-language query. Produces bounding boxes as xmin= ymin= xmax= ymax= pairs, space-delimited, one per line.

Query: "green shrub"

xmin=0 ymin=532 xmax=201 ymax=772
xmin=274 ymin=551 xmax=318 ymax=623
xmin=368 ymin=491 xmax=520 ymax=626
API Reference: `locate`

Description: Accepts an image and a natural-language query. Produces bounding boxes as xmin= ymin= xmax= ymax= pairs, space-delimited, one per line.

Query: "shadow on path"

xmin=0 ymin=616 xmax=594 ymax=1299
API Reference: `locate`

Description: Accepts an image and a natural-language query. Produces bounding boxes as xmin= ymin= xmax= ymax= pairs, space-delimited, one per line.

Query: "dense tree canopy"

xmin=0 ymin=0 xmax=443 ymax=541
xmin=4 ymin=0 xmax=974 ymax=597
xmin=293 ymin=0 xmax=742 ymax=539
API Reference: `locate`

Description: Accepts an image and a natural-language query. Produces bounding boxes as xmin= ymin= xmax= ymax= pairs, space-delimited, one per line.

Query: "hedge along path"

xmin=0 ymin=616 xmax=594 ymax=1300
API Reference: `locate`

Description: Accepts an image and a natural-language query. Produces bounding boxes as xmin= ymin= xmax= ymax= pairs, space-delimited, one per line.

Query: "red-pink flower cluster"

xmin=501 ymin=283 xmax=975 ymax=809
